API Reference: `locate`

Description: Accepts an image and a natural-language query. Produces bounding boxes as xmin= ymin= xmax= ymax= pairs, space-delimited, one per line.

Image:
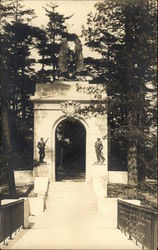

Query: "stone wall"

xmin=108 ymin=171 xmax=128 ymax=184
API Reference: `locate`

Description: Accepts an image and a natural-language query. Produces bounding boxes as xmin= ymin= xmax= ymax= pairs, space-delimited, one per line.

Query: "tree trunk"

xmin=127 ymin=108 xmax=138 ymax=185
xmin=127 ymin=142 xmax=138 ymax=185
xmin=1 ymin=44 xmax=16 ymax=195
xmin=125 ymin=12 xmax=139 ymax=185
xmin=1 ymin=104 xmax=16 ymax=196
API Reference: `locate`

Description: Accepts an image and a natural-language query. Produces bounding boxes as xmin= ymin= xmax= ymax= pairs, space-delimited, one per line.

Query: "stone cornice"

xmin=30 ymin=98 xmax=106 ymax=104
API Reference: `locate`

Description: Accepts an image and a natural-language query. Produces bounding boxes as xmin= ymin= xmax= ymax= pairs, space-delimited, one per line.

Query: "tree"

xmin=83 ymin=0 xmax=157 ymax=184
xmin=1 ymin=0 xmax=37 ymax=194
xmin=37 ymin=3 xmax=74 ymax=82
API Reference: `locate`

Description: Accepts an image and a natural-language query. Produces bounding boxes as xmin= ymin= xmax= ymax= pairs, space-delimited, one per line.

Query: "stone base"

xmin=93 ymin=178 xmax=107 ymax=198
xmin=28 ymin=197 xmax=45 ymax=215
xmin=34 ymin=177 xmax=49 ymax=196
xmin=88 ymin=164 xmax=107 ymax=181
xmin=108 ymin=171 xmax=128 ymax=184
xmin=33 ymin=164 xmax=50 ymax=178
xmin=89 ymin=164 xmax=108 ymax=198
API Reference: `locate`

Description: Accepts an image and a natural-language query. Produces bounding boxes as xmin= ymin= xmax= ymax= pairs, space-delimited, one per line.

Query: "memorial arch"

xmin=31 ymin=81 xmax=108 ymax=182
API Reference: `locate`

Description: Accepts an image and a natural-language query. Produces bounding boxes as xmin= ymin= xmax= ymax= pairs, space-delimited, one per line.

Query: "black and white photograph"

xmin=0 ymin=0 xmax=157 ymax=249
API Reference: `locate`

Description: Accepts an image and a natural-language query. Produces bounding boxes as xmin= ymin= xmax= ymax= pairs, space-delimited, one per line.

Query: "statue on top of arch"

xmin=58 ymin=35 xmax=84 ymax=80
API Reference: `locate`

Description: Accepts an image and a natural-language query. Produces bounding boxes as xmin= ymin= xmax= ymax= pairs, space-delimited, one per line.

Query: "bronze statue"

xmin=58 ymin=37 xmax=84 ymax=79
xmin=94 ymin=138 xmax=105 ymax=164
xmin=37 ymin=137 xmax=48 ymax=163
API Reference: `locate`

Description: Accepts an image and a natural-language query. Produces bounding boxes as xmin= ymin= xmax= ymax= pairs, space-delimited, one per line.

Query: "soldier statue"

xmin=94 ymin=138 xmax=105 ymax=164
xmin=37 ymin=137 xmax=48 ymax=163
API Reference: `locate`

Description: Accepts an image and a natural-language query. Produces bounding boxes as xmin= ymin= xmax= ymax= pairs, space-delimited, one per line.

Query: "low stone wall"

xmin=108 ymin=171 xmax=128 ymax=184
xmin=14 ymin=170 xmax=33 ymax=186
xmin=121 ymin=199 xmax=141 ymax=206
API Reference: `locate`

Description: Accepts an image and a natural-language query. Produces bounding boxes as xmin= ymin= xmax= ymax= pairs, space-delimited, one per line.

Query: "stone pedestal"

xmin=33 ymin=164 xmax=50 ymax=179
xmin=88 ymin=164 xmax=107 ymax=181
xmin=28 ymin=197 xmax=45 ymax=215
xmin=92 ymin=164 xmax=107 ymax=178
xmin=34 ymin=177 xmax=49 ymax=196
xmin=90 ymin=164 xmax=108 ymax=198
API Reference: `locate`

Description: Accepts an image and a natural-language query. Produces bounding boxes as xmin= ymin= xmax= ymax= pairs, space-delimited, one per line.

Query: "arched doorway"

xmin=55 ymin=118 xmax=86 ymax=181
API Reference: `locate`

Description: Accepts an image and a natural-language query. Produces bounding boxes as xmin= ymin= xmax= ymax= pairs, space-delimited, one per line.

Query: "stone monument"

xmin=30 ymin=81 xmax=108 ymax=182
xmin=30 ymin=37 xmax=108 ymax=182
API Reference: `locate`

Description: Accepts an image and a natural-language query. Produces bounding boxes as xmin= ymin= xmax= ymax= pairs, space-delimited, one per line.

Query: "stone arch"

xmin=51 ymin=115 xmax=88 ymax=181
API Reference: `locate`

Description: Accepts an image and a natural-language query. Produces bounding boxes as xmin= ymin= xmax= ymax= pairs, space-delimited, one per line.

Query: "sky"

xmin=24 ymin=0 xmax=97 ymax=35
xmin=23 ymin=0 xmax=100 ymax=58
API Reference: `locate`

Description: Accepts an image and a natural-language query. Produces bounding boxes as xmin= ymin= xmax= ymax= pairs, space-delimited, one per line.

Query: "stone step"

xmin=47 ymin=200 xmax=96 ymax=204
xmin=47 ymin=197 xmax=96 ymax=200
xmin=48 ymin=194 xmax=95 ymax=197
xmin=47 ymin=201 xmax=97 ymax=204
xmin=48 ymin=192 xmax=94 ymax=196
xmin=47 ymin=202 xmax=97 ymax=206
xmin=49 ymin=184 xmax=90 ymax=187
xmin=48 ymin=189 xmax=93 ymax=193
xmin=47 ymin=207 xmax=97 ymax=211
xmin=47 ymin=207 xmax=97 ymax=210
xmin=45 ymin=182 xmax=98 ymax=222
xmin=48 ymin=189 xmax=94 ymax=192
xmin=47 ymin=202 xmax=96 ymax=205
xmin=44 ymin=211 xmax=97 ymax=215
xmin=48 ymin=192 xmax=95 ymax=195
xmin=49 ymin=183 xmax=87 ymax=186
xmin=46 ymin=212 xmax=97 ymax=215
xmin=48 ymin=192 xmax=93 ymax=195
xmin=47 ymin=203 xmax=97 ymax=206
xmin=48 ymin=194 xmax=96 ymax=197
xmin=48 ymin=200 xmax=96 ymax=204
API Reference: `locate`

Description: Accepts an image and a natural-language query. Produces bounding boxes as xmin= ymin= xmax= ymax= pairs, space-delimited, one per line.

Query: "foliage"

xmin=1 ymin=0 xmax=38 ymax=192
xmin=83 ymin=0 xmax=157 ymax=182
xmin=108 ymin=182 xmax=157 ymax=211
xmin=37 ymin=3 xmax=78 ymax=82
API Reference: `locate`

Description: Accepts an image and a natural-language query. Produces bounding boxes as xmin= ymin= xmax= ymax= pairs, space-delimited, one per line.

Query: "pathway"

xmin=3 ymin=182 xmax=141 ymax=249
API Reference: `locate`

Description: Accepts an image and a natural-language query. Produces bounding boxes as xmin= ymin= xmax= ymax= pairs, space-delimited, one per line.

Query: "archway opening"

xmin=55 ymin=118 xmax=86 ymax=181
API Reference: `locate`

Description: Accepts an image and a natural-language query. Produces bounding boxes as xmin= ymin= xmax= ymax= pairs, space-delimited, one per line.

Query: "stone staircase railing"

xmin=117 ymin=199 xmax=158 ymax=250
xmin=0 ymin=199 xmax=24 ymax=244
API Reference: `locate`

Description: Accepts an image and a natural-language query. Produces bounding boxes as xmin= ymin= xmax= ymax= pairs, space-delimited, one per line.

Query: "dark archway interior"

xmin=55 ymin=118 xmax=86 ymax=181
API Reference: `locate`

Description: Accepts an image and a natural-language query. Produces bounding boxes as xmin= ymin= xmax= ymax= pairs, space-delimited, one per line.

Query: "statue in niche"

xmin=37 ymin=137 xmax=48 ymax=163
xmin=94 ymin=138 xmax=105 ymax=164
xmin=58 ymin=37 xmax=84 ymax=79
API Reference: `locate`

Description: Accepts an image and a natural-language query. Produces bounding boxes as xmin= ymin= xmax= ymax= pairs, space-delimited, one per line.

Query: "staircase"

xmin=32 ymin=181 xmax=100 ymax=230
xmin=48 ymin=181 xmax=97 ymax=215
xmin=8 ymin=181 xmax=141 ymax=249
